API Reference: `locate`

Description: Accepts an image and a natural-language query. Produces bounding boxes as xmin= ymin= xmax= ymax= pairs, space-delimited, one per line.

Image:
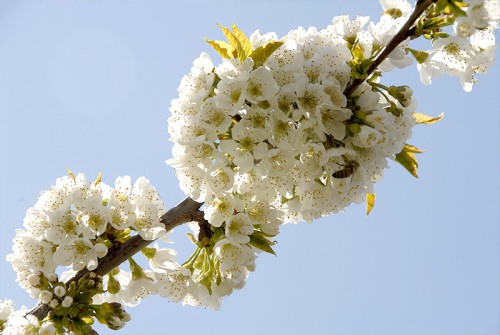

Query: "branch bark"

xmin=343 ymin=0 xmax=436 ymax=97
xmin=28 ymin=197 xmax=202 ymax=321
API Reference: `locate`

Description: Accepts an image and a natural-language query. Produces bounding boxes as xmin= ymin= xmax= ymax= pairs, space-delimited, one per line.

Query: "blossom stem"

xmin=343 ymin=0 xmax=436 ymax=97
xmin=27 ymin=197 xmax=202 ymax=321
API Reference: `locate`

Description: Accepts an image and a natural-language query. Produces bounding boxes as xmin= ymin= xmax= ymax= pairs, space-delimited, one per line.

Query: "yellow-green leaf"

xmin=66 ymin=168 xmax=76 ymax=182
xmin=395 ymin=144 xmax=423 ymax=178
xmin=94 ymin=171 xmax=102 ymax=186
xmin=366 ymin=193 xmax=376 ymax=215
xmin=205 ymin=38 xmax=231 ymax=59
xmin=447 ymin=0 xmax=468 ymax=17
xmin=404 ymin=143 xmax=424 ymax=153
xmin=414 ymin=112 xmax=444 ymax=124
xmin=249 ymin=40 xmax=285 ymax=69
xmin=217 ymin=24 xmax=242 ymax=59
xmin=231 ymin=23 xmax=253 ymax=60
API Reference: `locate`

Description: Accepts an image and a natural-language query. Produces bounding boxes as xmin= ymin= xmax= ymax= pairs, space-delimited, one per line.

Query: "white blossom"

xmin=119 ymin=271 xmax=157 ymax=307
xmin=225 ymin=213 xmax=254 ymax=244
xmin=53 ymin=238 xmax=107 ymax=271
xmin=155 ymin=267 xmax=196 ymax=303
xmin=8 ymin=174 xmax=166 ymax=298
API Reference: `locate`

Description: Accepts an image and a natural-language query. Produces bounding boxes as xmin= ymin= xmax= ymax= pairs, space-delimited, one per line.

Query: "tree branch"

xmin=343 ymin=0 xmax=436 ymax=97
xmin=28 ymin=197 xmax=202 ymax=321
xmin=26 ymin=0 xmax=436 ymax=324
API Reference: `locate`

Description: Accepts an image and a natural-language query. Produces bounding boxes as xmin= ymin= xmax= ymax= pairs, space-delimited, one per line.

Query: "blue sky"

xmin=0 ymin=1 xmax=498 ymax=334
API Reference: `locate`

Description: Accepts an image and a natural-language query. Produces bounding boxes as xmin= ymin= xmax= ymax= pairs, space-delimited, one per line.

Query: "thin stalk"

xmin=343 ymin=0 xmax=436 ymax=97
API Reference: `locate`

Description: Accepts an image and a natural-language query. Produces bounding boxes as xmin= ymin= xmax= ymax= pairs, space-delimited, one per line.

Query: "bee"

xmin=332 ymin=160 xmax=359 ymax=179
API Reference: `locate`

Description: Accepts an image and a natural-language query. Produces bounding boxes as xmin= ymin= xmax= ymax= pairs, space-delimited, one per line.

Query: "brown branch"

xmin=26 ymin=0 xmax=437 ymax=324
xmin=343 ymin=0 xmax=436 ymax=97
xmin=28 ymin=197 xmax=202 ymax=321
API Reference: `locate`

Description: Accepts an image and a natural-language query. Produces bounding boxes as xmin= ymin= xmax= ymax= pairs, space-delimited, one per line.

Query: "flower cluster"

xmin=1 ymin=272 xmax=131 ymax=335
xmin=165 ymin=1 xmax=499 ymax=306
xmin=8 ymin=173 xmax=166 ymax=297
xmin=6 ymin=173 xmax=166 ymax=332
xmin=416 ymin=0 xmax=499 ymax=91
xmin=0 ymin=300 xmax=42 ymax=335
xmin=3 ymin=1 xmax=499 ymax=330
xmin=166 ymin=1 xmax=428 ymax=307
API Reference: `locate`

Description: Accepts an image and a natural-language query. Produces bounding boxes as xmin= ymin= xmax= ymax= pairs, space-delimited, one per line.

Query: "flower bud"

xmin=49 ymin=299 xmax=60 ymax=309
xmin=94 ymin=302 xmax=131 ymax=330
xmin=27 ymin=273 xmax=41 ymax=287
xmin=399 ymin=86 xmax=413 ymax=107
xmin=54 ymin=285 xmax=66 ymax=298
xmin=388 ymin=85 xmax=413 ymax=107
xmin=39 ymin=290 xmax=53 ymax=304
xmin=47 ymin=273 xmax=59 ymax=283
xmin=61 ymin=296 xmax=73 ymax=308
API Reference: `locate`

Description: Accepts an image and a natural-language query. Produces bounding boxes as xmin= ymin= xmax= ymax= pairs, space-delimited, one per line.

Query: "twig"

xmin=26 ymin=0 xmax=437 ymax=325
xmin=343 ymin=0 xmax=436 ymax=97
xmin=28 ymin=197 xmax=202 ymax=321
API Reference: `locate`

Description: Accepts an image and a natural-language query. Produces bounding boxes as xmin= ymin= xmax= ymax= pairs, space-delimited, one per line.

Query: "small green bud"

xmin=388 ymin=85 xmax=413 ymax=107
xmin=93 ymin=302 xmax=131 ymax=330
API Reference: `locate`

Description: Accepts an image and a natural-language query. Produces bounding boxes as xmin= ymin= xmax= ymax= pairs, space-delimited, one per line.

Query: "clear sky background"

xmin=0 ymin=1 xmax=498 ymax=335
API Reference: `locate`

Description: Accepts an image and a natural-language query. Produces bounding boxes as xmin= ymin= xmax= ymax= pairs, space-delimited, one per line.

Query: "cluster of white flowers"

xmin=3 ymin=1 xmax=499 ymax=329
xmin=0 ymin=300 xmax=43 ymax=335
xmin=166 ymin=0 xmax=499 ymax=307
xmin=165 ymin=0 xmax=428 ymax=307
xmin=418 ymin=0 xmax=499 ymax=91
xmin=5 ymin=172 xmax=237 ymax=314
xmin=169 ymin=15 xmax=419 ymax=225
xmin=7 ymin=173 xmax=166 ymax=302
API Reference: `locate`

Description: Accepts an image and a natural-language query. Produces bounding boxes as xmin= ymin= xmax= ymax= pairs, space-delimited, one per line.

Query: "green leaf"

xmin=231 ymin=23 xmax=253 ymax=60
xmin=205 ymin=38 xmax=231 ymax=59
xmin=395 ymin=143 xmax=424 ymax=178
xmin=249 ymin=231 xmax=277 ymax=256
xmin=408 ymin=48 xmax=429 ymax=64
xmin=414 ymin=112 xmax=444 ymax=124
xmin=249 ymin=40 xmax=285 ymax=69
xmin=366 ymin=193 xmax=376 ymax=216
